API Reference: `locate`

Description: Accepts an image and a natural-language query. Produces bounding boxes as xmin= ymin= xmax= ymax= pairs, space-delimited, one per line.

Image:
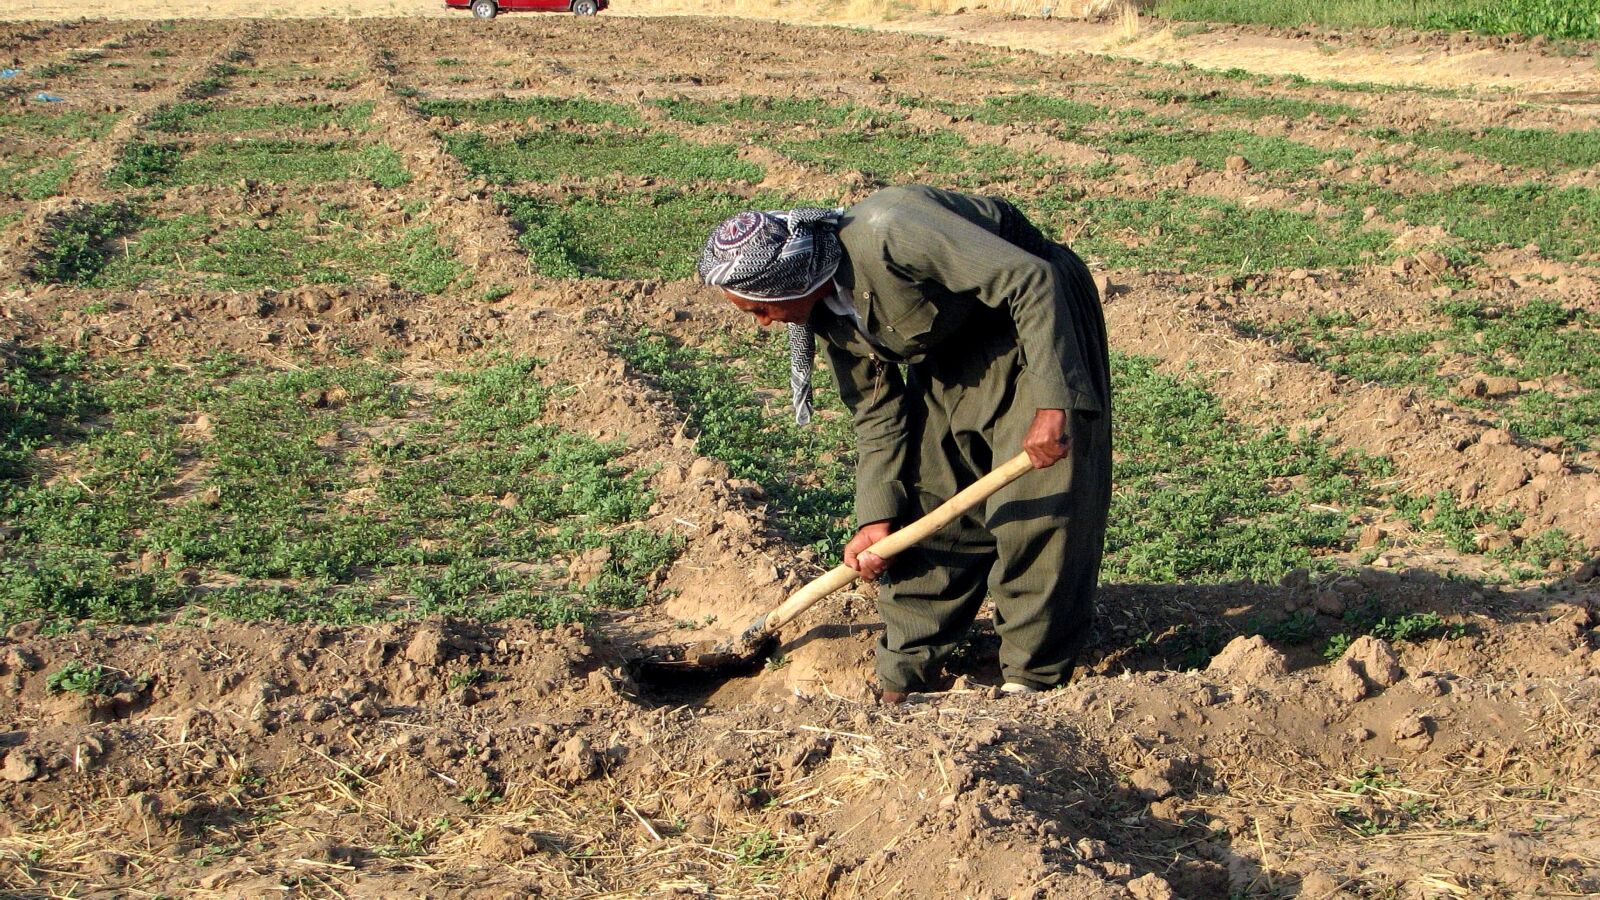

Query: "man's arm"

xmin=824 ymin=339 xmax=910 ymax=529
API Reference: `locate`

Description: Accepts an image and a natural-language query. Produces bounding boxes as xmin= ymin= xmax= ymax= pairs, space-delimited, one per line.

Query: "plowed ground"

xmin=1 ymin=15 xmax=1598 ymax=899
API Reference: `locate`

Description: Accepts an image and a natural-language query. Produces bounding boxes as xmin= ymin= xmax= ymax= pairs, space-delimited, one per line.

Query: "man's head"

xmin=697 ymin=208 xmax=842 ymax=327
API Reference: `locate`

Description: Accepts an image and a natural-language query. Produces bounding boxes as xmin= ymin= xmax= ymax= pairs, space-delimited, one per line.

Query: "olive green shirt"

xmin=812 ymin=185 xmax=1105 ymax=527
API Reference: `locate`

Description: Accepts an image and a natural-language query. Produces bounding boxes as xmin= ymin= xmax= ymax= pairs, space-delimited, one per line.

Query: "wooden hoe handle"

xmin=759 ymin=451 xmax=1036 ymax=636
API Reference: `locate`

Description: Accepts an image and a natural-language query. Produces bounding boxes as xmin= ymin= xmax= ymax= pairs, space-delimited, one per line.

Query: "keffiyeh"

xmin=697 ymin=208 xmax=844 ymax=426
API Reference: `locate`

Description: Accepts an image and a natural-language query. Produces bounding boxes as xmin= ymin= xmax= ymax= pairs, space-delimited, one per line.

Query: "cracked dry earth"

xmin=1 ymin=14 xmax=1599 ymax=899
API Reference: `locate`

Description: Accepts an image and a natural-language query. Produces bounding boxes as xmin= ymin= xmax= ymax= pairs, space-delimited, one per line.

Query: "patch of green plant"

xmin=654 ymin=95 xmax=889 ymax=127
xmin=419 ymin=96 xmax=640 ymax=126
xmin=114 ymin=139 xmax=410 ymax=188
xmin=1138 ymin=88 xmax=1363 ymax=121
xmin=0 ymin=355 xmax=678 ymax=631
xmin=1031 ymin=191 xmax=1393 ymax=274
xmin=1107 ymin=353 xmax=1386 ymax=583
xmin=184 ymin=62 xmax=240 ymax=100
xmin=91 ymin=208 xmax=459 ymax=293
xmin=502 ymin=187 xmax=814 ymax=280
xmin=30 ymin=201 xmax=141 ymax=285
xmin=1366 ymin=125 xmax=1600 ymax=173
xmin=0 ymin=153 xmax=75 ymax=200
xmin=1426 ymin=1 xmax=1600 ymax=40
xmin=446 ymin=131 xmax=763 ymax=185
xmin=45 ymin=660 xmax=116 ymax=695
xmin=0 ymin=109 xmax=117 ymax=140
xmin=775 ymin=126 xmax=1041 ymax=187
xmin=30 ymin=62 xmax=78 ymax=79
xmin=1149 ymin=0 xmax=1600 ymax=41
xmin=107 ymin=141 xmax=182 ymax=187
xmin=1092 ymin=125 xmax=1351 ymax=173
xmin=145 ymin=100 xmax=374 ymax=134
xmin=1259 ymin=298 xmax=1600 ymax=450
xmin=1323 ymin=608 xmax=1466 ymax=660
xmin=733 ymin=829 xmax=786 ymax=867
xmin=1326 ymin=181 xmax=1600 ymax=264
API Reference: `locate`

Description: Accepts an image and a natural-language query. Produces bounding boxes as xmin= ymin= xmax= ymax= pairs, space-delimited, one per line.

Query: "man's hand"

xmin=844 ymin=520 xmax=894 ymax=582
xmin=1023 ymin=408 xmax=1070 ymax=469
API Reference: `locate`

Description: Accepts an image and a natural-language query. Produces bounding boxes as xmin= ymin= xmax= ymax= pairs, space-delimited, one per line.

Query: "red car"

xmin=449 ymin=0 xmax=603 ymax=17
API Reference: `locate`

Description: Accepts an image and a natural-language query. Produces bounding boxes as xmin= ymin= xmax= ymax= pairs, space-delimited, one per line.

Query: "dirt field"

xmin=2 ymin=11 xmax=1599 ymax=899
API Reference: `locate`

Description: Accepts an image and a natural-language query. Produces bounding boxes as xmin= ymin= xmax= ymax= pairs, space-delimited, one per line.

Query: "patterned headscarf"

xmin=697 ymin=208 xmax=844 ymax=426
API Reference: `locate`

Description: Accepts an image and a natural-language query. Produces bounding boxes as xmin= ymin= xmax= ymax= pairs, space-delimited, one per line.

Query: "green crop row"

xmin=1252 ymin=297 xmax=1600 ymax=450
xmin=108 ymin=139 xmax=410 ymax=189
xmin=32 ymin=200 xmax=465 ymax=294
xmin=0 ymin=350 xmax=678 ymax=631
xmin=146 ymin=100 xmax=374 ymax=134
xmin=1150 ymin=0 xmax=1600 ymax=41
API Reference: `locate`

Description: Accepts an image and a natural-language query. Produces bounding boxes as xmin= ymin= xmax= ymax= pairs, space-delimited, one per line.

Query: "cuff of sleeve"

xmin=856 ymin=480 xmax=908 ymax=528
xmin=1020 ymin=370 xmax=1102 ymax=414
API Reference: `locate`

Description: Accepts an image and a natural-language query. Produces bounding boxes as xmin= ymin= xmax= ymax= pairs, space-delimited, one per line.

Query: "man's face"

xmin=723 ymin=289 xmax=819 ymax=328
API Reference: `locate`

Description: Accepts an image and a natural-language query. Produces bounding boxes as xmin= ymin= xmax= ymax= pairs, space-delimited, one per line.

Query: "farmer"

xmin=696 ymin=184 xmax=1111 ymax=703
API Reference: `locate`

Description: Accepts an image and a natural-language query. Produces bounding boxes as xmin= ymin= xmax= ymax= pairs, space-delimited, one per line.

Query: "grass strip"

xmin=654 ymin=96 xmax=890 ymax=127
xmin=145 ymin=100 xmax=375 ymax=134
xmin=1367 ymin=125 xmax=1600 ymax=174
xmin=419 ymin=96 xmax=640 ymax=126
xmin=1149 ymin=0 xmax=1600 ymax=41
xmin=84 ymin=207 xmax=464 ymax=294
xmin=1139 ymin=89 xmax=1364 ymax=122
xmin=0 ymin=351 xmax=677 ymax=631
xmin=1253 ymin=297 xmax=1600 ymax=450
xmin=444 ymin=130 xmax=763 ymax=184
xmin=0 ymin=109 xmax=117 ymax=140
xmin=108 ymin=139 xmax=410 ymax=189
xmin=774 ymin=126 xmax=1041 ymax=186
xmin=502 ymin=187 xmax=823 ymax=280
xmin=1030 ymin=191 xmax=1393 ymax=274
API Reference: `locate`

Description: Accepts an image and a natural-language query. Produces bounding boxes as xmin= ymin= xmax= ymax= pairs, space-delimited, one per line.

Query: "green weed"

xmin=1107 ymin=354 xmax=1384 ymax=583
xmin=107 ymin=141 xmax=182 ymax=187
xmin=1326 ymin=181 xmax=1600 ymax=264
xmin=45 ymin=660 xmax=115 ymax=695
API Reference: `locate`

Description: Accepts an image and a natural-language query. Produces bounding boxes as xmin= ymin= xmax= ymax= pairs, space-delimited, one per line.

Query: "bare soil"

xmin=1 ymin=13 xmax=1598 ymax=899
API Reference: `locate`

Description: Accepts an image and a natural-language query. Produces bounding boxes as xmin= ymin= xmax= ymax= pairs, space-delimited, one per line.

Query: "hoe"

xmin=641 ymin=450 xmax=1037 ymax=675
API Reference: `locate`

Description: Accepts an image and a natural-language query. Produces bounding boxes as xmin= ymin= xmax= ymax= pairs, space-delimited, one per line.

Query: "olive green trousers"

xmin=876 ymin=256 xmax=1111 ymax=692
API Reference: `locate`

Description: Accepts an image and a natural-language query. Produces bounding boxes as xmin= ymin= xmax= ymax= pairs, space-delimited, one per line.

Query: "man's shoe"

xmin=878 ymin=689 xmax=909 ymax=705
xmin=999 ymin=682 xmax=1039 ymax=695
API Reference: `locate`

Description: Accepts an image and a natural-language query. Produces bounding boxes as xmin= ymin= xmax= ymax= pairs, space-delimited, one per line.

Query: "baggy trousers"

xmin=875 ymin=258 xmax=1112 ymax=692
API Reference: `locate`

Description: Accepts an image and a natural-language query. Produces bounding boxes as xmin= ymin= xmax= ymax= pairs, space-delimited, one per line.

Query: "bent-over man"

xmin=697 ymin=184 xmax=1111 ymax=703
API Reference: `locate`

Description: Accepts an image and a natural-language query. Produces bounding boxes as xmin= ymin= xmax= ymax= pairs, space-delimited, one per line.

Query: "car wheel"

xmin=572 ymin=0 xmax=598 ymax=14
xmin=471 ymin=0 xmax=496 ymax=18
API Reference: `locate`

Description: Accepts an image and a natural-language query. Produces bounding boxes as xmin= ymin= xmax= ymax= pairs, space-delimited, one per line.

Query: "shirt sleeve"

xmin=874 ymin=197 xmax=1102 ymax=414
xmin=823 ymin=339 xmax=910 ymax=527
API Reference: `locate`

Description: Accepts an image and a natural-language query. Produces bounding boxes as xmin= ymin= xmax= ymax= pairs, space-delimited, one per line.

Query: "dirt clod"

xmin=1206 ymin=635 xmax=1287 ymax=681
